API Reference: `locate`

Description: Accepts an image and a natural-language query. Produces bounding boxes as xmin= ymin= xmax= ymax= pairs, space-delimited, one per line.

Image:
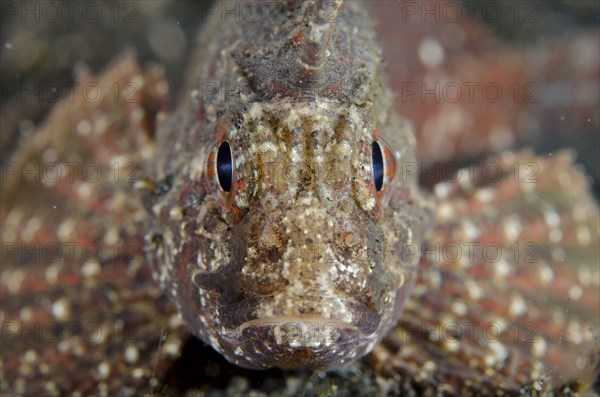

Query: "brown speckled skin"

xmin=144 ymin=0 xmax=432 ymax=370
xmin=1 ymin=1 xmax=599 ymax=395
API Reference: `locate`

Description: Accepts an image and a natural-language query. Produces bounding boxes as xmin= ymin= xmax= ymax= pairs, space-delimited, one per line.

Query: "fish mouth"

xmin=216 ymin=295 xmax=382 ymax=369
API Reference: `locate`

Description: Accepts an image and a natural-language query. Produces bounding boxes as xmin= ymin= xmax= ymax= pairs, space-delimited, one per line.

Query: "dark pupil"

xmin=217 ymin=141 xmax=233 ymax=192
xmin=372 ymin=141 xmax=384 ymax=192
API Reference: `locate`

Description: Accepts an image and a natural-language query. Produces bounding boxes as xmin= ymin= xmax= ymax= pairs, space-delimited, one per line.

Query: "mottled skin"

xmin=144 ymin=0 xmax=432 ymax=370
xmin=1 ymin=1 xmax=599 ymax=396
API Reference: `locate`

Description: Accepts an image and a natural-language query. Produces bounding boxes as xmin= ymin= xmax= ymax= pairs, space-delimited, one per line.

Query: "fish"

xmin=1 ymin=0 xmax=598 ymax=395
xmin=141 ymin=0 xmax=433 ymax=371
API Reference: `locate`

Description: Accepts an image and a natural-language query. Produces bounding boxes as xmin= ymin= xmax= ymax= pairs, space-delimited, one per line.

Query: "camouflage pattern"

xmin=1 ymin=1 xmax=598 ymax=396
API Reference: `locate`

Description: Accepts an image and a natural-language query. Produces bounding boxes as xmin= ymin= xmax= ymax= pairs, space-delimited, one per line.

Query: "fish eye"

xmin=216 ymin=141 xmax=233 ymax=192
xmin=372 ymin=141 xmax=384 ymax=191
xmin=370 ymin=136 xmax=398 ymax=208
xmin=205 ymin=136 xmax=254 ymax=220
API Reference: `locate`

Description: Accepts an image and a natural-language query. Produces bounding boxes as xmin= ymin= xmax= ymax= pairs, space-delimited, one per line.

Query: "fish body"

xmin=143 ymin=0 xmax=432 ymax=370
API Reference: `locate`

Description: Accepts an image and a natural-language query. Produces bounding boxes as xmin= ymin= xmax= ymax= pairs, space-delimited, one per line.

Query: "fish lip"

xmin=215 ymin=295 xmax=382 ymax=370
xmin=217 ymin=294 xmax=381 ymax=342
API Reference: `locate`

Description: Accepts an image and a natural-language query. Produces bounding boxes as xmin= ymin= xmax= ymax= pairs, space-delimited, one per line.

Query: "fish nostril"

xmin=259 ymin=227 xmax=285 ymax=249
xmin=262 ymin=193 xmax=279 ymax=212
xmin=340 ymin=231 xmax=358 ymax=247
